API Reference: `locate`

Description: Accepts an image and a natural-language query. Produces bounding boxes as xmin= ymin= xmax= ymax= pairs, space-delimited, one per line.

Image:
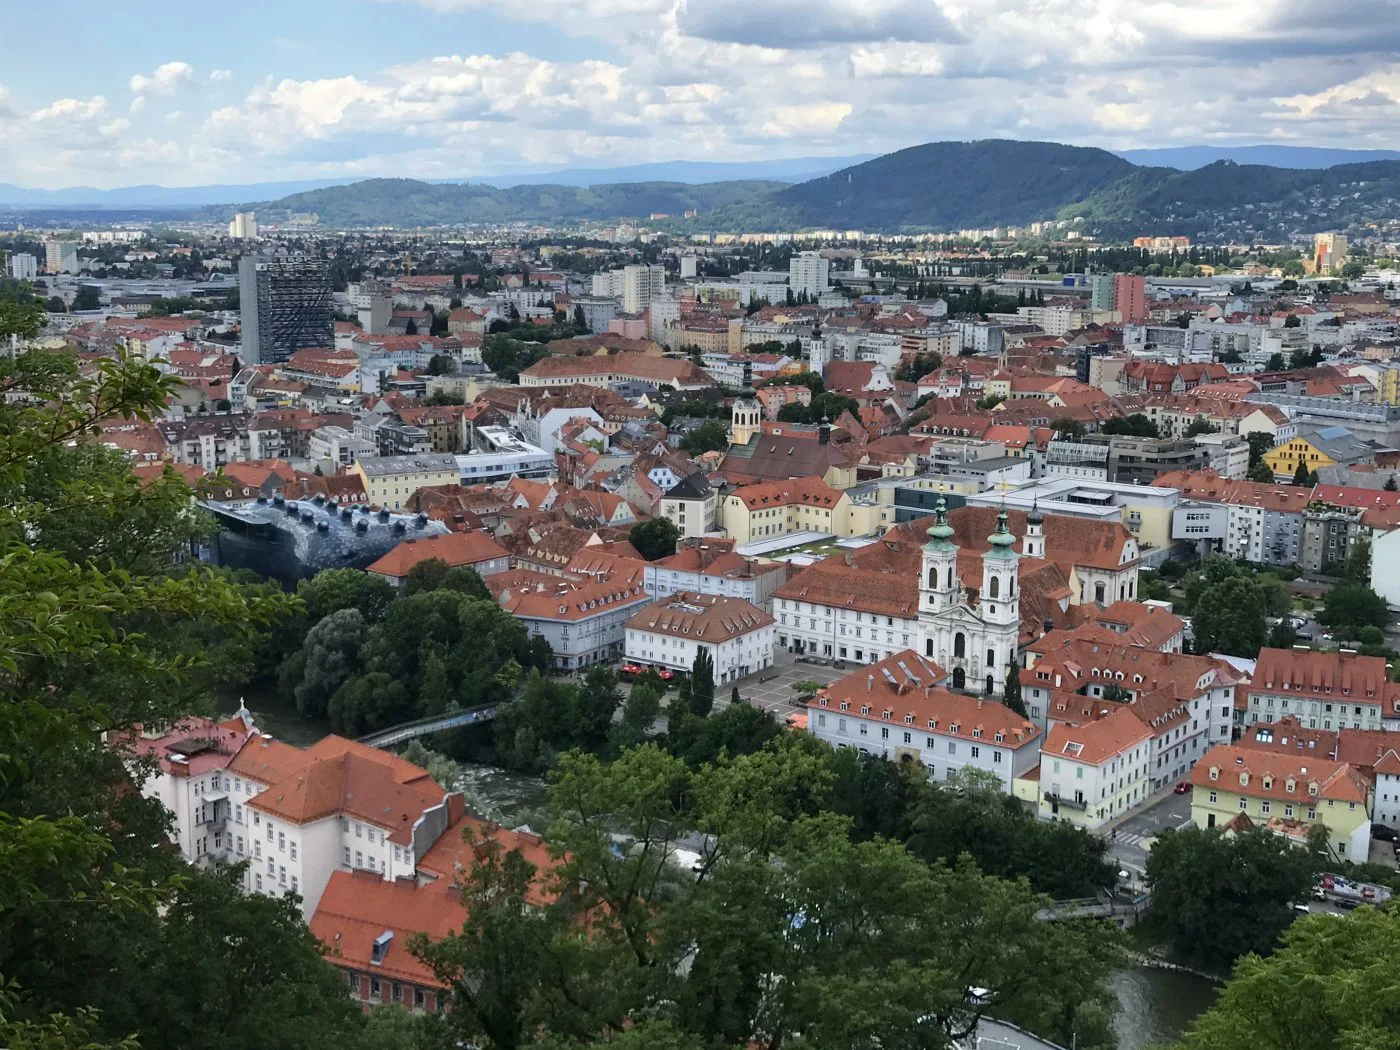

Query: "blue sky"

xmin=4 ymin=0 xmax=1400 ymax=188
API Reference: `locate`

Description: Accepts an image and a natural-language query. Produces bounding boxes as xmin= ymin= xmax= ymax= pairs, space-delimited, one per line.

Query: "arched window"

xmin=927 ymin=567 xmax=936 ymax=589
xmin=988 ymin=576 xmax=1000 ymax=598
xmin=954 ymin=632 xmax=966 ymax=658
xmin=946 ymin=565 xmax=954 ymax=587
xmin=926 ymin=638 xmax=935 ymax=658
xmin=986 ymin=648 xmax=995 ymax=669
xmin=1094 ymin=582 xmax=1106 ymax=604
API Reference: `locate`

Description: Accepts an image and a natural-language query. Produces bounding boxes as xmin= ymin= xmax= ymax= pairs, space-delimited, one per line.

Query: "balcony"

xmin=1043 ymin=791 xmax=1089 ymax=811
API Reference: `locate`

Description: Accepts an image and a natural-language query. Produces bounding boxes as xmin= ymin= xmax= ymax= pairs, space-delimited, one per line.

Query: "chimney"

xmin=866 ymin=674 xmax=874 ymax=693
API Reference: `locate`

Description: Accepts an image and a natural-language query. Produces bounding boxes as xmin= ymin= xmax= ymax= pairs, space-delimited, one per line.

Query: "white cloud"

xmin=129 ymin=61 xmax=193 ymax=96
xmin=209 ymin=69 xmax=233 ymax=82
xmin=30 ymin=96 xmax=109 ymax=123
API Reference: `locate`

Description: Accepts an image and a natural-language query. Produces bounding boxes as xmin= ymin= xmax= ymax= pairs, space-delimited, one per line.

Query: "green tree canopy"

xmin=629 ymin=517 xmax=680 ymax=561
xmin=1099 ymin=413 xmax=1160 ymax=438
xmin=677 ymin=419 xmax=728 ymax=456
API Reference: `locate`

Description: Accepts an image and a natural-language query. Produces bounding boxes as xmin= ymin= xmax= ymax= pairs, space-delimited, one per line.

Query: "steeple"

xmin=980 ymin=500 xmax=1021 ymax=630
xmin=920 ymin=495 xmax=959 ymax=615
xmin=1024 ymin=499 xmax=1045 ymax=560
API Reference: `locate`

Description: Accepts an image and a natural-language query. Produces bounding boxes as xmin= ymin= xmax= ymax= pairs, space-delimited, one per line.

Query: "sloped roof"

xmin=365 ymin=531 xmax=509 ymax=579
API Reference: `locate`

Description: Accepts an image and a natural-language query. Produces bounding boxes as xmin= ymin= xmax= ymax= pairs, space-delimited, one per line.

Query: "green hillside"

xmin=244 ymin=141 xmax=1400 ymax=238
xmin=249 ymin=178 xmax=788 ymax=227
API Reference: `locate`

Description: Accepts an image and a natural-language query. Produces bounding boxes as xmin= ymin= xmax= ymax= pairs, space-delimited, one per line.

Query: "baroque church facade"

xmin=917 ymin=496 xmax=1045 ymax=696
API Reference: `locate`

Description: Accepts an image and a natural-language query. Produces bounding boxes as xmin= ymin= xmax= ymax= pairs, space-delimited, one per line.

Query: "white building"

xmin=614 ymin=264 xmax=665 ymax=315
xmin=495 ymin=574 xmax=652 ymax=671
xmin=644 ymin=542 xmax=788 ymax=611
xmin=118 ymin=707 xmax=460 ymax=918
xmin=309 ymin=425 xmax=374 ymax=468
xmin=228 ymin=211 xmax=260 ymax=239
xmin=806 ymin=651 xmax=1042 ymax=793
xmin=680 ymin=254 xmax=698 ymax=279
xmin=789 ymin=252 xmax=830 ymax=299
xmin=8 ymin=252 xmax=37 ymax=280
xmin=1037 ymin=707 xmax=1153 ymax=830
xmin=625 ymin=592 xmax=775 ymax=683
xmin=457 ymin=427 xmax=553 ymax=485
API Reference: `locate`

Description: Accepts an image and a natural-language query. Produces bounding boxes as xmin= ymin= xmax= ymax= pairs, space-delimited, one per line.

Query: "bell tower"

xmin=730 ymin=388 xmax=761 ymax=446
xmin=920 ymin=495 xmax=960 ymax=616
xmin=1023 ymin=500 xmax=1045 ymax=560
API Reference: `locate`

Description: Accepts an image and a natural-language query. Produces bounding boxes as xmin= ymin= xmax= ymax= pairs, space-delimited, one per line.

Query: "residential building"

xmin=44 ymin=238 xmax=78 ymax=274
xmin=721 ymin=477 xmax=873 ymax=545
xmin=1189 ymin=744 xmax=1371 ymax=863
xmin=1038 ymin=707 xmax=1153 ymax=830
xmin=1159 ymin=470 xmax=1310 ymax=566
xmin=365 ymin=531 xmax=511 ymax=585
xmin=457 ymin=427 xmax=553 ymax=485
xmin=624 ymin=592 xmax=776 ymax=683
xmin=493 ymin=570 xmax=651 ymax=670
xmin=1113 ymin=274 xmax=1148 ymax=323
xmin=308 ymin=425 xmax=374 ymax=468
xmin=1263 ymin=426 xmax=1391 ymax=481
xmin=8 ymin=252 xmax=37 ymax=280
xmin=1315 ymin=232 xmax=1349 ymax=275
xmin=806 ymin=650 xmax=1041 ymax=793
xmin=1244 ymin=648 xmax=1394 ymax=731
xmin=789 ymin=252 xmax=830 ymax=299
xmin=659 ymin=472 xmax=717 ymax=538
xmin=228 ymin=211 xmax=259 ymax=239
xmin=352 ymin=453 xmax=461 ymax=511
xmin=644 ymin=541 xmax=788 ymax=611
xmin=120 ymin=708 xmax=461 ymax=917
xmin=239 ymin=255 xmax=334 ymax=365
xmin=518 ymin=354 xmax=713 ymax=391
xmin=622 ymin=264 xmax=665 ymax=315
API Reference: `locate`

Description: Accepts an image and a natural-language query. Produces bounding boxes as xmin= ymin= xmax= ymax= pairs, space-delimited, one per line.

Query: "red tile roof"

xmin=365 ymin=531 xmax=509 ymax=580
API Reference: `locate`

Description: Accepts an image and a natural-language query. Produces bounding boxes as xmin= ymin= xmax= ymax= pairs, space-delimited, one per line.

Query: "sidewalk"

xmin=1095 ymin=781 xmax=1185 ymax=838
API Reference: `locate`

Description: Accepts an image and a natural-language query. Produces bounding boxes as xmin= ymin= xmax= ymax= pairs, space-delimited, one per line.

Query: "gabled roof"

xmin=1191 ymin=744 xmax=1369 ymax=805
xmin=365 ymin=531 xmax=509 ymax=579
xmin=1042 ymin=706 xmax=1152 ymax=766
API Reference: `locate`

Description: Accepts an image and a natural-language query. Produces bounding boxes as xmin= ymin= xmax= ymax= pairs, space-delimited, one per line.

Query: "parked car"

xmin=620 ymin=663 xmax=641 ymax=677
xmin=1174 ymin=780 xmax=1191 ymax=794
xmin=656 ymin=668 xmax=676 ymax=683
xmin=1372 ymin=824 xmax=1397 ymax=842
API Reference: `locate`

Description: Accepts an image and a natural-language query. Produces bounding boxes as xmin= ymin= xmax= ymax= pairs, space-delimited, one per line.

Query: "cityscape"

xmin=5 ymin=4 xmax=1400 ymax=1050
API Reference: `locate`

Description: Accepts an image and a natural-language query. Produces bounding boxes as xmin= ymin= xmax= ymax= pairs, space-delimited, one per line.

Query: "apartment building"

xmin=1037 ymin=707 xmax=1153 ymax=830
xmin=643 ymin=541 xmax=788 ymax=611
xmin=624 ymin=592 xmax=775 ymax=683
xmin=721 ymin=477 xmax=871 ymax=545
xmin=1244 ymin=648 xmax=1395 ymax=731
xmin=352 ymin=453 xmax=460 ymax=511
xmin=806 ymin=651 xmax=1041 ymax=793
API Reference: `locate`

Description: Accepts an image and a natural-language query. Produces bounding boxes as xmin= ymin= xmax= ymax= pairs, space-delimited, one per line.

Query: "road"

xmin=1102 ymin=791 xmax=1194 ymax=877
xmin=715 ymin=649 xmax=849 ymax=718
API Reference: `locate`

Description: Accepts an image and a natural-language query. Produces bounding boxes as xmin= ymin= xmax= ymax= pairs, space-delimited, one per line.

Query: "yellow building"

xmin=1263 ymin=428 xmax=1375 ymax=481
xmin=722 ymin=478 xmax=868 ymax=545
xmin=1189 ymin=745 xmax=1372 ymax=863
xmin=351 ymin=453 xmax=460 ymax=511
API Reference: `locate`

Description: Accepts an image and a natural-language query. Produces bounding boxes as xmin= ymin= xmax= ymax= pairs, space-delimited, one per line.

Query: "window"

xmin=370 ymin=978 xmax=381 ymax=1001
xmin=954 ymin=633 xmax=966 ymax=658
xmin=290 ymin=842 xmax=297 ymax=861
xmin=355 ymin=823 xmax=363 ymax=838
xmin=278 ymin=832 xmax=285 ymax=852
xmin=414 ymin=989 xmax=426 ymax=1009
xmin=970 ymin=746 xmax=980 ymax=759
xmin=1208 ymin=791 xmax=1218 ymax=803
xmin=393 ymin=984 xmax=403 ymax=1003
xmin=1261 ymin=801 xmax=1271 ymax=814
xmin=255 ymin=874 xmax=263 ymax=891
xmin=1239 ymin=798 xmax=1248 ymax=810
xmin=355 ymin=850 xmax=363 ymax=867
xmin=993 ymin=750 xmax=1002 ymax=764
xmin=344 ymin=847 xmax=351 ymax=866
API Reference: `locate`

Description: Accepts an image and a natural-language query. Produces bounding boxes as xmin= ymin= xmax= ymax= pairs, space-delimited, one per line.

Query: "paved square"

xmin=718 ymin=650 xmax=849 ymax=717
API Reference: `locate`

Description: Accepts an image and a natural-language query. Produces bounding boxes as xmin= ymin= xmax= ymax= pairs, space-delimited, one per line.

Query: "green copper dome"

xmin=985 ymin=506 xmax=1018 ymax=557
xmin=924 ymin=496 xmax=955 ymax=547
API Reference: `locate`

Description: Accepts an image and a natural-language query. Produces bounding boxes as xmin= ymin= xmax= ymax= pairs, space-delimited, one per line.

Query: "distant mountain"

xmin=698 ymin=140 xmax=1138 ymax=232
xmin=0 ymin=178 xmax=365 ymax=209
xmin=1059 ymin=159 xmax=1400 ymax=239
xmin=247 ymin=178 xmax=790 ymax=228
xmin=1116 ymin=145 xmax=1400 ymax=171
xmin=458 ymin=155 xmax=874 ymax=188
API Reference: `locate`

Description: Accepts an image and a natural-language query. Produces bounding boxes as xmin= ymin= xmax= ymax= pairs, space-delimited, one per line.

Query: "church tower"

xmin=1023 ymin=501 xmax=1045 ymax=560
xmin=730 ymin=388 xmax=761 ymax=446
xmin=978 ymin=506 xmax=1022 ymax=694
xmin=920 ymin=496 xmax=959 ymax=616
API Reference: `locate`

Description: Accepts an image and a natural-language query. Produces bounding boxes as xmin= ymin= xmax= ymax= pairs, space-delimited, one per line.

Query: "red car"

xmin=620 ymin=663 xmax=641 ymax=676
xmin=656 ymin=668 xmax=676 ymax=682
xmin=1174 ymin=780 xmax=1191 ymax=794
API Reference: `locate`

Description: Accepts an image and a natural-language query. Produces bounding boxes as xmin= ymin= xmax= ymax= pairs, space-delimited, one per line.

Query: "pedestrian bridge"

xmin=357 ymin=703 xmax=499 ymax=748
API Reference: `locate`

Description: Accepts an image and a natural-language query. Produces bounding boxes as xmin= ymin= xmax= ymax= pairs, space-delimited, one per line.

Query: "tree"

xmin=427 ymin=353 xmax=455 ymax=375
xmin=45 ymin=294 xmax=65 ymax=312
xmin=1147 ymin=824 xmax=1323 ymax=969
xmin=1283 ymin=313 xmax=1301 ymax=328
xmin=71 ymin=285 xmax=101 ymax=311
xmin=1192 ymin=576 xmax=1267 ymax=656
xmin=975 ymin=394 xmax=1005 ymax=411
xmin=404 ymin=318 xmax=418 ymax=336
xmin=288 ymin=607 xmax=365 ymax=719
xmin=1244 ymin=431 xmax=1273 ymax=468
xmin=1248 ymin=459 xmax=1276 ymax=483
xmin=1386 ymin=474 xmax=1399 ymax=492
xmin=1291 ymin=458 xmax=1312 ymax=487
xmin=689 ymin=648 xmax=715 ymax=718
xmin=1319 ymin=579 xmax=1390 ymax=641
xmin=1176 ymin=906 xmax=1400 ymax=1050
xmin=1002 ymin=662 xmax=1027 ymax=717
xmin=1344 ymin=536 xmax=1372 ymax=581
xmin=1099 ymin=413 xmax=1160 ymax=438
xmin=573 ymin=304 xmax=587 ymax=330
xmin=1050 ymin=416 xmax=1085 ymax=439
xmin=1264 ymin=353 xmax=1287 ymax=371
xmin=791 ymin=679 xmax=822 ymax=701
xmin=430 ymin=311 xmax=449 ymax=337
xmin=629 ymin=517 xmax=680 ymax=561
xmin=403 ymin=556 xmax=453 ymax=595
xmin=1184 ymin=418 xmax=1219 ymax=437
xmin=677 ymin=420 xmax=727 ymax=456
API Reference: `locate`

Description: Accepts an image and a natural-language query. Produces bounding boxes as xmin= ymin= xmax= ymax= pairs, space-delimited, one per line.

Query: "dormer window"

xmin=860 ymin=705 xmax=870 ymax=716
xmin=1285 ymin=778 xmax=1296 ymax=793
xmin=1208 ymin=766 xmax=1219 ymax=781
xmin=839 ymin=701 xmax=850 ymax=711
xmin=1262 ymin=775 xmax=1273 ymax=790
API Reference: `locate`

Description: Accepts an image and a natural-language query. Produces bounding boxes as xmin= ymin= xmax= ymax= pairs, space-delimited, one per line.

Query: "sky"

xmin=5 ymin=0 xmax=1400 ymax=189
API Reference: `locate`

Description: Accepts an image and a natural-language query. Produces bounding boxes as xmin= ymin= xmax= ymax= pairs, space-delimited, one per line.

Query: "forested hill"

xmin=244 ymin=140 xmax=1400 ymax=238
xmin=247 ymin=178 xmax=788 ymax=228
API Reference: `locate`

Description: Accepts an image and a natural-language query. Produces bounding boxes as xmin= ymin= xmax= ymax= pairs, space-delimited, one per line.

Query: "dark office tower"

xmin=238 ymin=254 xmax=333 ymax=364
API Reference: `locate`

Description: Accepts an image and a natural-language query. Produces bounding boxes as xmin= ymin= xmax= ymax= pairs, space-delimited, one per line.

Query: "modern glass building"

xmin=238 ymin=254 xmax=334 ymax=364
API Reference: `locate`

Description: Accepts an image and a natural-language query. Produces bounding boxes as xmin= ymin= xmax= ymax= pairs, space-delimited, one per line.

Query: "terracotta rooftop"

xmin=1191 ymin=744 xmax=1370 ymax=806
xmin=1042 ymin=706 xmax=1152 ymax=765
xmin=626 ymin=592 xmax=774 ymax=642
xmin=365 ymin=531 xmax=509 ymax=580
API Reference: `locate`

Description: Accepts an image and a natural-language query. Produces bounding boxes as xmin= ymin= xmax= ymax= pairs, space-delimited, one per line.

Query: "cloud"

xmin=129 ymin=61 xmax=193 ymax=95
xmin=677 ymin=0 xmax=963 ymax=46
xmin=209 ymin=69 xmax=233 ymax=82
xmin=30 ymin=96 xmax=109 ymax=122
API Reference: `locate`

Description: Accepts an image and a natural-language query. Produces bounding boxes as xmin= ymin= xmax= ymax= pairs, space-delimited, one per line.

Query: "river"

xmin=242 ymin=694 xmax=1218 ymax=1048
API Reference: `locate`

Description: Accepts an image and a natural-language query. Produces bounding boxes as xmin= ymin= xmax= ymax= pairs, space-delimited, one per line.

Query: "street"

xmin=716 ymin=649 xmax=848 ymax=718
xmin=1102 ymin=791 xmax=1194 ymax=876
